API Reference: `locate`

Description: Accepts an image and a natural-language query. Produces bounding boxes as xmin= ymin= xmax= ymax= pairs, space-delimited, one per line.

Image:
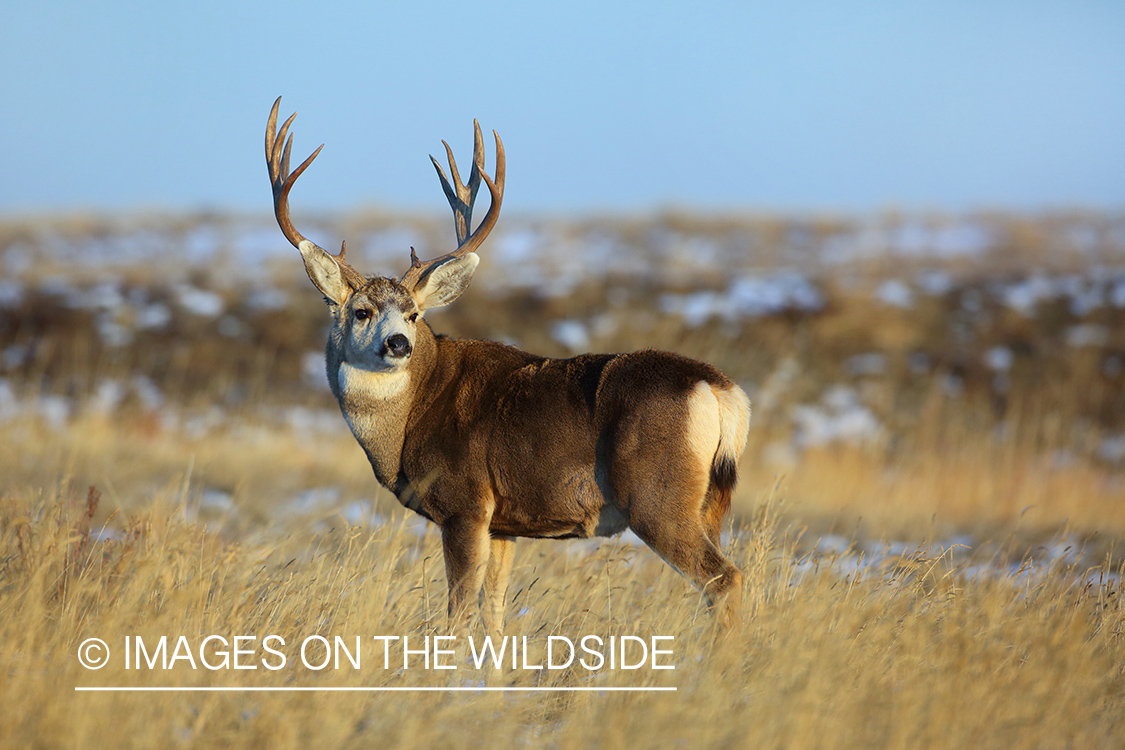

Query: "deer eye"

xmin=408 ymin=312 xmax=419 ymax=323
xmin=355 ymin=309 xmax=371 ymax=321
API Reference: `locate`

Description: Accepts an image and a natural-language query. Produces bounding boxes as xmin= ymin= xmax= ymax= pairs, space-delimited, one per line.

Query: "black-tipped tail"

xmin=711 ymin=455 xmax=738 ymax=493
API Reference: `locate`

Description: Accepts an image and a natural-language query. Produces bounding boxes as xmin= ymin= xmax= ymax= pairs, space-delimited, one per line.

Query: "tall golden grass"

xmin=2 ymin=477 xmax=1122 ymax=748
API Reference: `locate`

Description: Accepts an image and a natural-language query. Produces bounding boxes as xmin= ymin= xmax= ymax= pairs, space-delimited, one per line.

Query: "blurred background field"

xmin=2 ymin=207 xmax=1125 ymax=747
xmin=4 ymin=2 xmax=1125 ymax=746
xmin=2 ymin=208 xmax=1123 ymax=557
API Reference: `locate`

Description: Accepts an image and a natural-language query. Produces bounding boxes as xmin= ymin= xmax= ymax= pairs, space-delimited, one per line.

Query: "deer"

xmin=265 ymin=97 xmax=751 ymax=632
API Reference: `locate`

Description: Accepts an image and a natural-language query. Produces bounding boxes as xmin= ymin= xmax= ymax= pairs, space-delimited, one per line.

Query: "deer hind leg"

xmin=481 ymin=535 xmax=514 ymax=638
xmin=441 ymin=517 xmax=492 ymax=634
xmin=620 ymin=454 xmax=743 ymax=627
xmin=701 ymin=484 xmax=730 ymax=547
xmin=629 ymin=510 xmax=743 ymax=628
xmin=617 ymin=383 xmax=742 ymax=626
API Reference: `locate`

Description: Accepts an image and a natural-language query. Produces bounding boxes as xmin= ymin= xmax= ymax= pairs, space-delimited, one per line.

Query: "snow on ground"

xmin=550 ymin=320 xmax=590 ymax=353
xmin=4 ymin=213 xmax=1121 ymax=289
xmin=874 ymin=278 xmax=913 ymax=308
xmin=984 ymin=346 xmax=1014 ymax=372
xmin=173 ymin=284 xmax=224 ymax=318
xmin=0 ymin=280 xmax=25 ymax=308
xmin=659 ymin=271 xmax=826 ymax=326
xmin=791 ymin=385 xmax=883 ymax=449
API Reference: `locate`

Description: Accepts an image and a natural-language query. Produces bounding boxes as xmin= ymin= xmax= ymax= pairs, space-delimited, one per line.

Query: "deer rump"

xmin=398 ymin=340 xmax=745 ymax=542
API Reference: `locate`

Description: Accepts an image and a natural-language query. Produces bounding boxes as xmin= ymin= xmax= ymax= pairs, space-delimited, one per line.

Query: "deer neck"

xmin=329 ymin=324 xmax=437 ymax=492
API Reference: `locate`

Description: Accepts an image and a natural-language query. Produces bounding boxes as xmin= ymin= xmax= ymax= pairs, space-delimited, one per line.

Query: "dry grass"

xmin=1 ymin=481 xmax=1123 ymax=749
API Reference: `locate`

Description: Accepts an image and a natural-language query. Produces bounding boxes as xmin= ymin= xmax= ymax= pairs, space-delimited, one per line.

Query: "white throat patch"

xmin=338 ymin=361 xmax=411 ymax=402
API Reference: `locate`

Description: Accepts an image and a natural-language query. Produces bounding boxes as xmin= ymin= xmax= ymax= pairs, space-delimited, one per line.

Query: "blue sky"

xmin=1 ymin=1 xmax=1122 ymax=215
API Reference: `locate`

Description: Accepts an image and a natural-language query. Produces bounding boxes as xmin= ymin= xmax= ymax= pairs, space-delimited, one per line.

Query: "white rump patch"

xmin=685 ymin=382 xmax=723 ymax=473
xmin=338 ymin=362 xmax=411 ymax=401
xmin=686 ymin=381 xmax=752 ymax=473
xmin=714 ymin=384 xmax=752 ymax=463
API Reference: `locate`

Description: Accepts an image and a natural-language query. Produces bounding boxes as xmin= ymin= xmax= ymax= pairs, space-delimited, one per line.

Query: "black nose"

xmin=384 ymin=333 xmax=412 ymax=359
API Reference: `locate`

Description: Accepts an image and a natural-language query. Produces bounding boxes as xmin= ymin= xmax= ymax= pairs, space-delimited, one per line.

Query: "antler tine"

xmin=429 ymin=120 xmax=485 ymax=246
xmin=402 ymin=123 xmax=505 ymax=288
xmin=266 ymin=97 xmax=325 ymax=250
xmin=265 ymin=97 xmax=364 ymax=285
xmin=462 ymin=129 xmax=505 ymax=254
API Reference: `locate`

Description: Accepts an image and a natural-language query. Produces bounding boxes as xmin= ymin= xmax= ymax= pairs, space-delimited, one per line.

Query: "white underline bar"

xmin=75 ymin=686 xmax=675 ymax=692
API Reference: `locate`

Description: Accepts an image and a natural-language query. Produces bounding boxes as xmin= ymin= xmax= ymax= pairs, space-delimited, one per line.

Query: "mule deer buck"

xmin=265 ymin=97 xmax=751 ymax=631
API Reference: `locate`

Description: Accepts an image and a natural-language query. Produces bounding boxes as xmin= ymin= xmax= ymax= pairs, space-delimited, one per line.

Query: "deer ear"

xmin=299 ymin=240 xmax=360 ymax=305
xmin=411 ymin=253 xmax=479 ymax=311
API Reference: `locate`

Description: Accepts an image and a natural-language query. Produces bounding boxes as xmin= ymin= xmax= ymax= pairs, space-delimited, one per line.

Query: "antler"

xmin=265 ymin=97 xmax=365 ymax=289
xmin=400 ymin=120 xmax=505 ymax=288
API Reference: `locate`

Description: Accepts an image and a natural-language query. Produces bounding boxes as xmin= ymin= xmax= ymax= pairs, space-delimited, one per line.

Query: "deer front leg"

xmin=440 ymin=517 xmax=492 ymax=634
xmin=481 ymin=535 xmax=514 ymax=638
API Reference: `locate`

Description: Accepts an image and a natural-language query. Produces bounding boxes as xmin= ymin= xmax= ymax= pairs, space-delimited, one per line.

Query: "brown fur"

xmin=266 ymin=102 xmax=750 ymax=631
xmin=334 ymin=306 xmax=750 ymax=630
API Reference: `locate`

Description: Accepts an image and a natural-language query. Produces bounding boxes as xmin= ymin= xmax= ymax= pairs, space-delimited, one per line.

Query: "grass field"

xmin=2 ymin=209 xmax=1124 ymax=747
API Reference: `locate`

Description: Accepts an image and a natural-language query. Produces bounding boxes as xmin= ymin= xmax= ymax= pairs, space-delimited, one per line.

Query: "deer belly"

xmin=490 ymin=468 xmax=622 ymax=539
